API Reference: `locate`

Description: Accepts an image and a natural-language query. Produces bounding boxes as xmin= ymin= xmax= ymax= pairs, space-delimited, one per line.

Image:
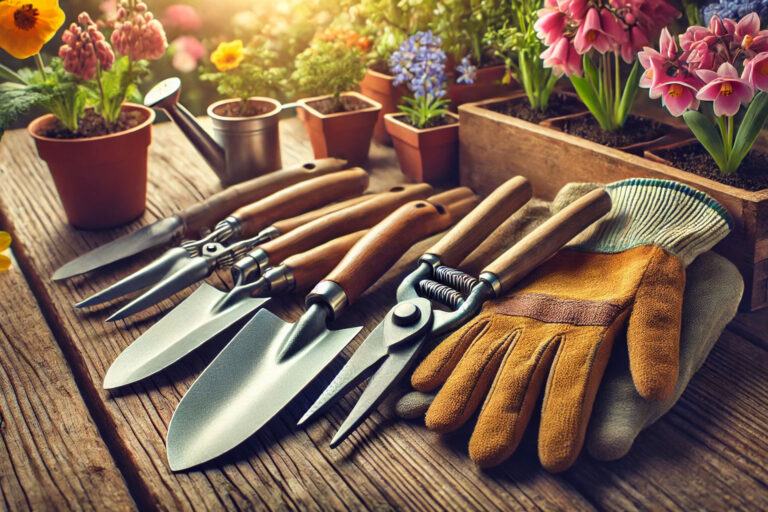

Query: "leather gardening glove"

xmin=408 ymin=178 xmax=733 ymax=472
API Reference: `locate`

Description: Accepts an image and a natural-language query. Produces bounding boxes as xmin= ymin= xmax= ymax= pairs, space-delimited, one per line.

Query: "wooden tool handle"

xmin=233 ymin=169 xmax=369 ymax=236
xmin=426 ymin=177 xmax=532 ymax=267
xmin=426 ymin=187 xmax=475 ymax=208
xmin=325 ymin=200 xmax=455 ymax=304
xmin=483 ymin=188 xmax=612 ymax=293
xmin=178 ymin=158 xmax=348 ymax=234
xmin=283 ymin=231 xmax=368 ymax=291
xmin=258 ymin=183 xmax=434 ymax=265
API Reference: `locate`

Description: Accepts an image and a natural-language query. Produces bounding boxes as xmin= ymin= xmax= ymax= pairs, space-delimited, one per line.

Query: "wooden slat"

xmin=0 ymin=252 xmax=134 ymax=511
xmin=0 ymin=118 xmax=590 ymax=510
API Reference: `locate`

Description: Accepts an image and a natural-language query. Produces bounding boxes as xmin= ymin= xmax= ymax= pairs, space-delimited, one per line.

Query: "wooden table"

xmin=1 ymin=118 xmax=768 ymax=511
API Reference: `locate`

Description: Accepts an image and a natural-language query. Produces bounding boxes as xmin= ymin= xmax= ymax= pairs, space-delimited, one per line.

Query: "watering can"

xmin=144 ymin=77 xmax=293 ymax=186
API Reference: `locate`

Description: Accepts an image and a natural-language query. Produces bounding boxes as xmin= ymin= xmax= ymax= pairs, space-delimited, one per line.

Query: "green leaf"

xmin=683 ymin=110 xmax=727 ymax=171
xmin=616 ymin=61 xmax=640 ymax=126
xmin=582 ymin=54 xmax=599 ymax=90
xmin=727 ymin=91 xmax=768 ymax=173
xmin=0 ymin=63 xmax=25 ymax=85
xmin=570 ymin=74 xmax=610 ymax=130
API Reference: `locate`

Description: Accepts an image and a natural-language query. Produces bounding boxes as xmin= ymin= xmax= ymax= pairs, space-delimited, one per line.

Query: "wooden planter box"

xmin=459 ymin=96 xmax=768 ymax=311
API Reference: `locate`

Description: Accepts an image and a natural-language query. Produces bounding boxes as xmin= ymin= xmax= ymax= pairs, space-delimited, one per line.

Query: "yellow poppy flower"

xmin=0 ymin=231 xmax=11 ymax=272
xmin=0 ymin=0 xmax=65 ymax=59
xmin=211 ymin=39 xmax=244 ymax=72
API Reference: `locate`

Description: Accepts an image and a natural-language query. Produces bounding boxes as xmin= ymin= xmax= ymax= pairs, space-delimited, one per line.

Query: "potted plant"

xmin=0 ymin=0 xmax=167 ymax=229
xmin=199 ymin=39 xmax=287 ymax=185
xmin=384 ymin=31 xmax=459 ymax=183
xmin=293 ymin=29 xmax=382 ymax=167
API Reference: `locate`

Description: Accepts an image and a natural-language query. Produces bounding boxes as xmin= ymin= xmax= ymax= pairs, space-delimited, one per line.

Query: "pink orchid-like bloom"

xmin=111 ymin=2 xmax=168 ymax=61
xmin=171 ymin=35 xmax=205 ymax=73
xmin=734 ymin=13 xmax=768 ymax=53
xmin=59 ymin=12 xmax=115 ymax=81
xmin=697 ymin=62 xmax=754 ymax=117
xmin=557 ymin=0 xmax=588 ymax=20
xmin=535 ymin=7 xmax=567 ymax=46
xmin=742 ymin=52 xmax=768 ymax=92
xmin=619 ymin=24 xmax=651 ymax=63
xmin=654 ymin=74 xmax=701 ymax=116
xmin=162 ymin=4 xmax=201 ymax=32
xmin=541 ymin=36 xmax=583 ymax=77
xmin=573 ymin=8 xmax=614 ymax=54
xmin=638 ymin=46 xmax=664 ymax=94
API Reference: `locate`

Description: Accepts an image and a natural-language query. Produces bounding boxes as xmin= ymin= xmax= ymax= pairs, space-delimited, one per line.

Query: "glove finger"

xmin=627 ymin=248 xmax=685 ymax=401
xmin=469 ymin=318 xmax=561 ymax=468
xmin=411 ymin=314 xmax=493 ymax=392
xmin=424 ymin=317 xmax=522 ymax=433
xmin=538 ymin=322 xmax=622 ymax=473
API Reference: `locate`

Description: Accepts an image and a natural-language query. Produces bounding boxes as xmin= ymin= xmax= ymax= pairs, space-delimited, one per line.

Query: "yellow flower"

xmin=211 ymin=39 xmax=244 ymax=72
xmin=0 ymin=0 xmax=65 ymax=59
xmin=0 ymin=231 xmax=11 ymax=272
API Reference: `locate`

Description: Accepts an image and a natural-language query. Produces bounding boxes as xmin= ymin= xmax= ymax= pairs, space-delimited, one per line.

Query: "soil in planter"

xmin=657 ymin=144 xmax=768 ymax=191
xmin=213 ymin=101 xmax=273 ymax=118
xmin=308 ymin=95 xmax=372 ymax=115
xmin=369 ymin=60 xmax=390 ymax=74
xmin=396 ymin=115 xmax=458 ymax=129
xmin=561 ymin=115 xmax=666 ymax=148
xmin=484 ymin=93 xmax=584 ymax=123
xmin=45 ymin=110 xmax=145 ymax=139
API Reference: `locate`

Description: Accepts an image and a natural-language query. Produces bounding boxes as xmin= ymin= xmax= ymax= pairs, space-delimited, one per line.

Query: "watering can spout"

xmin=144 ymin=77 xmax=226 ymax=173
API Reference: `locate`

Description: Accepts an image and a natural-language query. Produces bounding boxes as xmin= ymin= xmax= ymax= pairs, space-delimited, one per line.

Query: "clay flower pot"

xmin=446 ymin=64 xmax=514 ymax=112
xmin=297 ymin=91 xmax=382 ymax=167
xmin=384 ymin=112 xmax=459 ymax=184
xmin=28 ymin=103 xmax=155 ymax=230
xmin=359 ymin=67 xmax=406 ymax=145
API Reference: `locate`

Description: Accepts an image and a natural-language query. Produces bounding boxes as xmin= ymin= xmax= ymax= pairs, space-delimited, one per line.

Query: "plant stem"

xmin=614 ymin=52 xmax=621 ymax=123
xmin=33 ymin=53 xmax=47 ymax=78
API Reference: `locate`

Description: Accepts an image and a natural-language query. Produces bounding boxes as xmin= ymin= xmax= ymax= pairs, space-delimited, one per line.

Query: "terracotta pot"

xmin=297 ymin=91 xmax=382 ymax=167
xmin=359 ymin=68 xmax=407 ymax=145
xmin=458 ymin=96 xmax=768 ymax=311
xmin=28 ymin=103 xmax=155 ymax=229
xmin=385 ymin=112 xmax=459 ymax=184
xmin=446 ymin=65 xmax=514 ymax=112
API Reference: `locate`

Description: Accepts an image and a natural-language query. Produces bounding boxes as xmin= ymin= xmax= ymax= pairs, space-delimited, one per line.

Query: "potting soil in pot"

xmin=308 ymin=95 xmax=372 ymax=115
xmin=395 ymin=114 xmax=458 ymax=130
xmin=562 ymin=115 xmax=666 ymax=147
xmin=212 ymin=101 xmax=272 ymax=117
xmin=44 ymin=109 xmax=145 ymax=139
xmin=483 ymin=93 xmax=584 ymax=123
xmin=657 ymin=144 xmax=768 ymax=191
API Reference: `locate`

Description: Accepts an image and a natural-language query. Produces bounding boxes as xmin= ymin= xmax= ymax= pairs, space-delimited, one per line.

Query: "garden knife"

xmin=165 ymin=193 xmax=478 ymax=470
xmin=53 ymin=158 xmax=348 ymax=281
xmin=75 ymin=169 xmax=369 ymax=310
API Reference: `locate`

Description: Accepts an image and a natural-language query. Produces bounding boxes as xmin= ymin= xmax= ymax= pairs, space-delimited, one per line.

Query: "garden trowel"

xmin=165 ymin=191 xmax=481 ymax=470
xmin=52 ymin=157 xmax=347 ymax=280
xmin=75 ymin=169 xmax=369 ymax=312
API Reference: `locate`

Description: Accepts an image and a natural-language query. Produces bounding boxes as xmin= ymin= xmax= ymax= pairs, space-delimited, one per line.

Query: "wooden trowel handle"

xmin=283 ymin=231 xmax=368 ymax=291
xmin=258 ymin=183 xmax=433 ymax=265
xmin=178 ymin=158 xmax=348 ymax=234
xmin=483 ymin=188 xmax=612 ymax=294
xmin=426 ymin=176 xmax=532 ymax=267
xmin=324 ymin=199 xmax=457 ymax=305
xmin=232 ymin=169 xmax=369 ymax=237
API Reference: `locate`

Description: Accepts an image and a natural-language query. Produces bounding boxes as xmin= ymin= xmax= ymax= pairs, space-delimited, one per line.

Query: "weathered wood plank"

xmin=0 ymin=118 xmax=591 ymax=510
xmin=0 ymin=252 xmax=135 ymax=511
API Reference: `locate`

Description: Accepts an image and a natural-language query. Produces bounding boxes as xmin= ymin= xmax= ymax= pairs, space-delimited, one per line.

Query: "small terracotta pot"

xmin=359 ymin=68 xmax=407 ymax=145
xmin=297 ymin=91 xmax=382 ymax=167
xmin=28 ymin=103 xmax=155 ymax=229
xmin=384 ymin=112 xmax=459 ymax=183
xmin=446 ymin=64 xmax=514 ymax=112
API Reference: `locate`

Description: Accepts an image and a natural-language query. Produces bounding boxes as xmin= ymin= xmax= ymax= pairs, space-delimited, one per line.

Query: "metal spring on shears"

xmin=433 ymin=266 xmax=478 ymax=295
xmin=418 ymin=266 xmax=478 ymax=309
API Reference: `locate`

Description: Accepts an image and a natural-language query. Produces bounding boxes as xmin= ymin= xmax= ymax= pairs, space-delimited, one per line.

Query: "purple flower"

xmin=389 ymin=31 xmax=448 ymax=98
xmin=456 ymin=56 xmax=476 ymax=84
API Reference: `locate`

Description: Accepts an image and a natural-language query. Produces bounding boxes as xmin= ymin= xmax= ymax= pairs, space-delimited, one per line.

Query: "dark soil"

xmin=45 ymin=110 xmax=145 ymax=139
xmin=655 ymin=144 xmax=768 ymax=191
xmin=369 ymin=60 xmax=390 ymax=74
xmin=213 ymin=100 xmax=273 ymax=118
xmin=484 ymin=93 xmax=585 ymax=123
xmin=308 ymin=95 xmax=373 ymax=115
xmin=560 ymin=115 xmax=666 ymax=148
xmin=396 ymin=114 xmax=458 ymax=129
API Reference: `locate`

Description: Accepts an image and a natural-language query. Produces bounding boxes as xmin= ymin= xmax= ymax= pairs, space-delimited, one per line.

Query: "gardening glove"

xmin=408 ymin=178 xmax=733 ymax=472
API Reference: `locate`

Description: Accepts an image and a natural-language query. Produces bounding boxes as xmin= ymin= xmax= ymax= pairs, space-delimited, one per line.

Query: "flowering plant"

xmin=389 ymin=31 xmax=458 ymax=128
xmin=535 ymin=0 xmax=678 ymax=131
xmin=200 ymin=40 xmax=288 ymax=115
xmin=639 ymin=13 xmax=768 ymax=174
xmin=353 ymin=0 xmax=434 ymax=67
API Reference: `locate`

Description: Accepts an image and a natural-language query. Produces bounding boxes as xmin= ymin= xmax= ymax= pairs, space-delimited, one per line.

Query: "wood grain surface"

xmin=1 ymin=117 xmax=768 ymax=510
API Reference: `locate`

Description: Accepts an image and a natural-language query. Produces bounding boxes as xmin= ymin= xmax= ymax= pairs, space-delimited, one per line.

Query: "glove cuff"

xmin=570 ymin=178 xmax=733 ymax=266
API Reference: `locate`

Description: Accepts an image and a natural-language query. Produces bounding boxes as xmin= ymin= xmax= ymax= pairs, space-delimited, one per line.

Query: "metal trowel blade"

xmin=166 ymin=308 xmax=360 ymax=471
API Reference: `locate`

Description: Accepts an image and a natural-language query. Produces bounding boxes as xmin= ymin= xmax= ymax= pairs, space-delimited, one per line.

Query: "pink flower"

xmin=619 ymin=24 xmax=651 ymax=63
xmin=654 ymin=75 xmax=701 ymax=116
xmin=541 ymin=36 xmax=582 ymax=77
xmin=162 ymin=4 xmax=201 ymax=32
xmin=573 ymin=8 xmax=614 ymax=54
xmin=696 ymin=62 xmax=754 ymax=117
xmin=734 ymin=13 xmax=768 ymax=53
xmin=742 ymin=52 xmax=768 ymax=92
xmin=557 ymin=0 xmax=588 ymax=20
xmin=638 ymin=46 xmax=664 ymax=93
xmin=59 ymin=12 xmax=114 ymax=80
xmin=111 ymin=2 xmax=168 ymax=61
xmin=171 ymin=36 xmax=205 ymax=73
xmin=534 ymin=8 xmax=567 ymax=46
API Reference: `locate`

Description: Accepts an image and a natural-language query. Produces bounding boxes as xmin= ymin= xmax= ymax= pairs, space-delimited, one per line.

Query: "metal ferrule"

xmin=256 ymin=225 xmax=281 ymax=242
xmin=231 ymin=254 xmax=259 ymax=286
xmin=262 ymin=265 xmax=296 ymax=294
xmin=306 ymin=281 xmax=348 ymax=321
xmin=478 ymin=271 xmax=503 ymax=298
